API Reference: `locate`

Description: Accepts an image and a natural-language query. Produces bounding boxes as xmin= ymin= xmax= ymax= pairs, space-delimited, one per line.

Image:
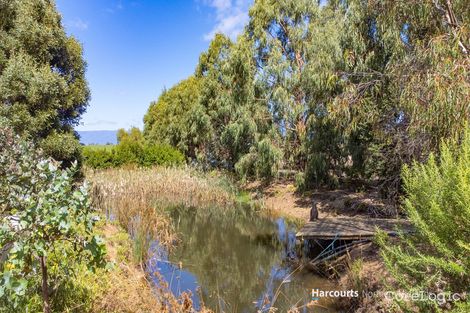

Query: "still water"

xmin=147 ymin=206 xmax=337 ymax=312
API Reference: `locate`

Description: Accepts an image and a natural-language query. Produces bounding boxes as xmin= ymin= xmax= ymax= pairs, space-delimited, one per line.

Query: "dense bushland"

xmin=82 ymin=128 xmax=185 ymax=169
xmin=143 ymin=0 xmax=469 ymax=200
xmin=377 ymin=127 xmax=470 ymax=311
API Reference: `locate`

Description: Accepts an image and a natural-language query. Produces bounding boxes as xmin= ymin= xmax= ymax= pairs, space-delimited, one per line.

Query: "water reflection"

xmin=147 ymin=206 xmax=336 ymax=312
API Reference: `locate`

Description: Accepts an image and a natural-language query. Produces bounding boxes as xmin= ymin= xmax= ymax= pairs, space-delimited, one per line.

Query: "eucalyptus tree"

xmin=0 ymin=0 xmax=90 ymax=165
xmin=230 ymin=36 xmax=283 ymax=179
xmin=117 ymin=126 xmax=143 ymax=144
xmin=197 ymin=33 xmax=282 ymax=177
xmin=247 ymin=0 xmax=321 ymax=170
xmin=324 ymin=0 xmax=470 ymax=199
xmin=144 ymin=76 xmax=207 ymax=160
xmin=143 ymin=37 xmax=224 ymax=162
xmin=144 ymin=33 xmax=281 ymax=178
xmin=194 ymin=33 xmax=236 ymax=167
xmin=299 ymin=3 xmax=351 ymax=187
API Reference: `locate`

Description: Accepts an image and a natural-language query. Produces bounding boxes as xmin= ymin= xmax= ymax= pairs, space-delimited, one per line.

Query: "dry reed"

xmin=93 ymin=223 xmax=214 ymax=313
xmin=85 ymin=167 xmax=240 ymax=312
xmin=87 ymin=166 xmax=236 ymax=259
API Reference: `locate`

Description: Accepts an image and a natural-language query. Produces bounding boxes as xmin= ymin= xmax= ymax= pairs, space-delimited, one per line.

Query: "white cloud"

xmin=84 ymin=120 xmax=118 ymax=127
xmin=67 ymin=18 xmax=89 ymax=31
xmin=201 ymin=0 xmax=252 ymax=41
xmin=105 ymin=1 xmax=124 ymax=14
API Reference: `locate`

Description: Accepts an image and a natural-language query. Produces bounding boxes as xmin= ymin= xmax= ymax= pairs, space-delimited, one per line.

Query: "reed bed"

xmin=87 ymin=166 xmax=237 ymax=261
xmin=91 ymin=224 xmax=214 ymax=313
xmin=86 ymin=167 xmax=304 ymax=313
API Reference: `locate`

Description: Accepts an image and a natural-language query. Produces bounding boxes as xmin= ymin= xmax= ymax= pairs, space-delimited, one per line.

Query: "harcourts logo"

xmin=312 ymin=289 xmax=359 ymax=300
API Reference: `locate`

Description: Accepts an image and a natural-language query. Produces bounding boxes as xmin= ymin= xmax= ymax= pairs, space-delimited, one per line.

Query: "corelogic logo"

xmin=312 ymin=288 xmax=359 ymax=300
xmin=311 ymin=288 xmax=467 ymax=306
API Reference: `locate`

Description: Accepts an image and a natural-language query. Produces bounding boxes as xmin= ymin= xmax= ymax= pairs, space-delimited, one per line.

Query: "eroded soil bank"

xmin=244 ymin=180 xmax=398 ymax=312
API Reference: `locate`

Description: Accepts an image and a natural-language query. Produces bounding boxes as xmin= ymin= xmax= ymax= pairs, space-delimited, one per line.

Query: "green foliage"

xmin=5 ymin=250 xmax=109 ymax=313
xmin=40 ymin=130 xmax=84 ymax=168
xmin=140 ymin=144 xmax=185 ymax=168
xmin=248 ymin=0 xmax=320 ymax=170
xmin=113 ymin=140 xmax=144 ymax=166
xmin=322 ymin=0 xmax=469 ymax=198
xmin=144 ymin=34 xmax=281 ymax=179
xmin=294 ymin=172 xmax=306 ymax=192
xmin=376 ymin=128 xmax=470 ymax=311
xmin=0 ymin=0 xmax=90 ymax=166
xmin=236 ymin=138 xmax=282 ymax=180
xmin=117 ymin=126 xmax=143 ymax=144
xmin=141 ymin=0 xmax=469 ymax=198
xmin=304 ymin=117 xmax=344 ymax=188
xmin=0 ymin=122 xmax=105 ymax=310
xmin=198 ymin=34 xmax=281 ymax=175
xmin=82 ymin=128 xmax=185 ymax=169
xmin=144 ymin=76 xmax=205 ymax=159
xmin=82 ymin=146 xmax=115 ymax=169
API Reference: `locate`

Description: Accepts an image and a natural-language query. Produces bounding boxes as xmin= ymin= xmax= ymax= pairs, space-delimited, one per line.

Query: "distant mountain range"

xmin=77 ymin=130 xmax=117 ymax=145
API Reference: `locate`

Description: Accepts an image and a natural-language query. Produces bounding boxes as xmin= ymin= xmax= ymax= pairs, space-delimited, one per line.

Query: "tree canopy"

xmin=144 ymin=0 xmax=469 ymax=198
xmin=144 ymin=76 xmax=204 ymax=159
xmin=0 ymin=0 xmax=90 ymax=165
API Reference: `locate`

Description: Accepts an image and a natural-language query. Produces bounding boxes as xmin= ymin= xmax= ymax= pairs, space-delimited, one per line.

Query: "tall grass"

xmin=87 ymin=166 xmax=237 ymax=262
xmin=85 ymin=166 xmax=239 ymax=312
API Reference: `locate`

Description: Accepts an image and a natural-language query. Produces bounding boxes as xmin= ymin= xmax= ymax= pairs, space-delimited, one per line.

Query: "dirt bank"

xmin=244 ymin=179 xmax=397 ymax=312
xmin=244 ymin=180 xmax=398 ymax=222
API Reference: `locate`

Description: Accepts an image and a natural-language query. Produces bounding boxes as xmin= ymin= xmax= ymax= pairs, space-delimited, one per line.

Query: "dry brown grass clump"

xmin=85 ymin=167 xmax=237 ymax=312
xmin=87 ymin=166 xmax=236 ymax=260
xmin=88 ymin=166 xmax=235 ymax=211
xmin=336 ymin=255 xmax=395 ymax=313
xmin=92 ymin=223 xmax=161 ymax=313
xmin=92 ymin=223 xmax=213 ymax=313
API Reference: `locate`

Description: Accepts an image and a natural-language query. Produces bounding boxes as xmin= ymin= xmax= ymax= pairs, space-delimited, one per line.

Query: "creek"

xmin=147 ymin=206 xmax=338 ymax=312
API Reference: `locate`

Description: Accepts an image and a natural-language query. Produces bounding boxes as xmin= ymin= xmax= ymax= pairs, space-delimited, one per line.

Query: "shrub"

xmin=0 ymin=122 xmax=106 ymax=312
xmin=82 ymin=143 xmax=185 ymax=169
xmin=376 ymin=127 xmax=470 ymax=311
xmin=141 ymin=144 xmax=185 ymax=167
xmin=294 ymin=172 xmax=306 ymax=191
xmin=82 ymin=146 xmax=115 ymax=169
xmin=40 ymin=130 xmax=84 ymax=168
xmin=114 ymin=140 xmax=144 ymax=166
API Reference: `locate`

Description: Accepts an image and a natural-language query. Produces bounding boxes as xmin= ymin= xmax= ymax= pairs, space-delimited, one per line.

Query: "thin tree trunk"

xmin=40 ymin=256 xmax=50 ymax=313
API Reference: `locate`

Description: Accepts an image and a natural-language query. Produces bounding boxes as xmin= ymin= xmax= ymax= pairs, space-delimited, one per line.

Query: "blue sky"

xmin=56 ymin=0 xmax=253 ymax=131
